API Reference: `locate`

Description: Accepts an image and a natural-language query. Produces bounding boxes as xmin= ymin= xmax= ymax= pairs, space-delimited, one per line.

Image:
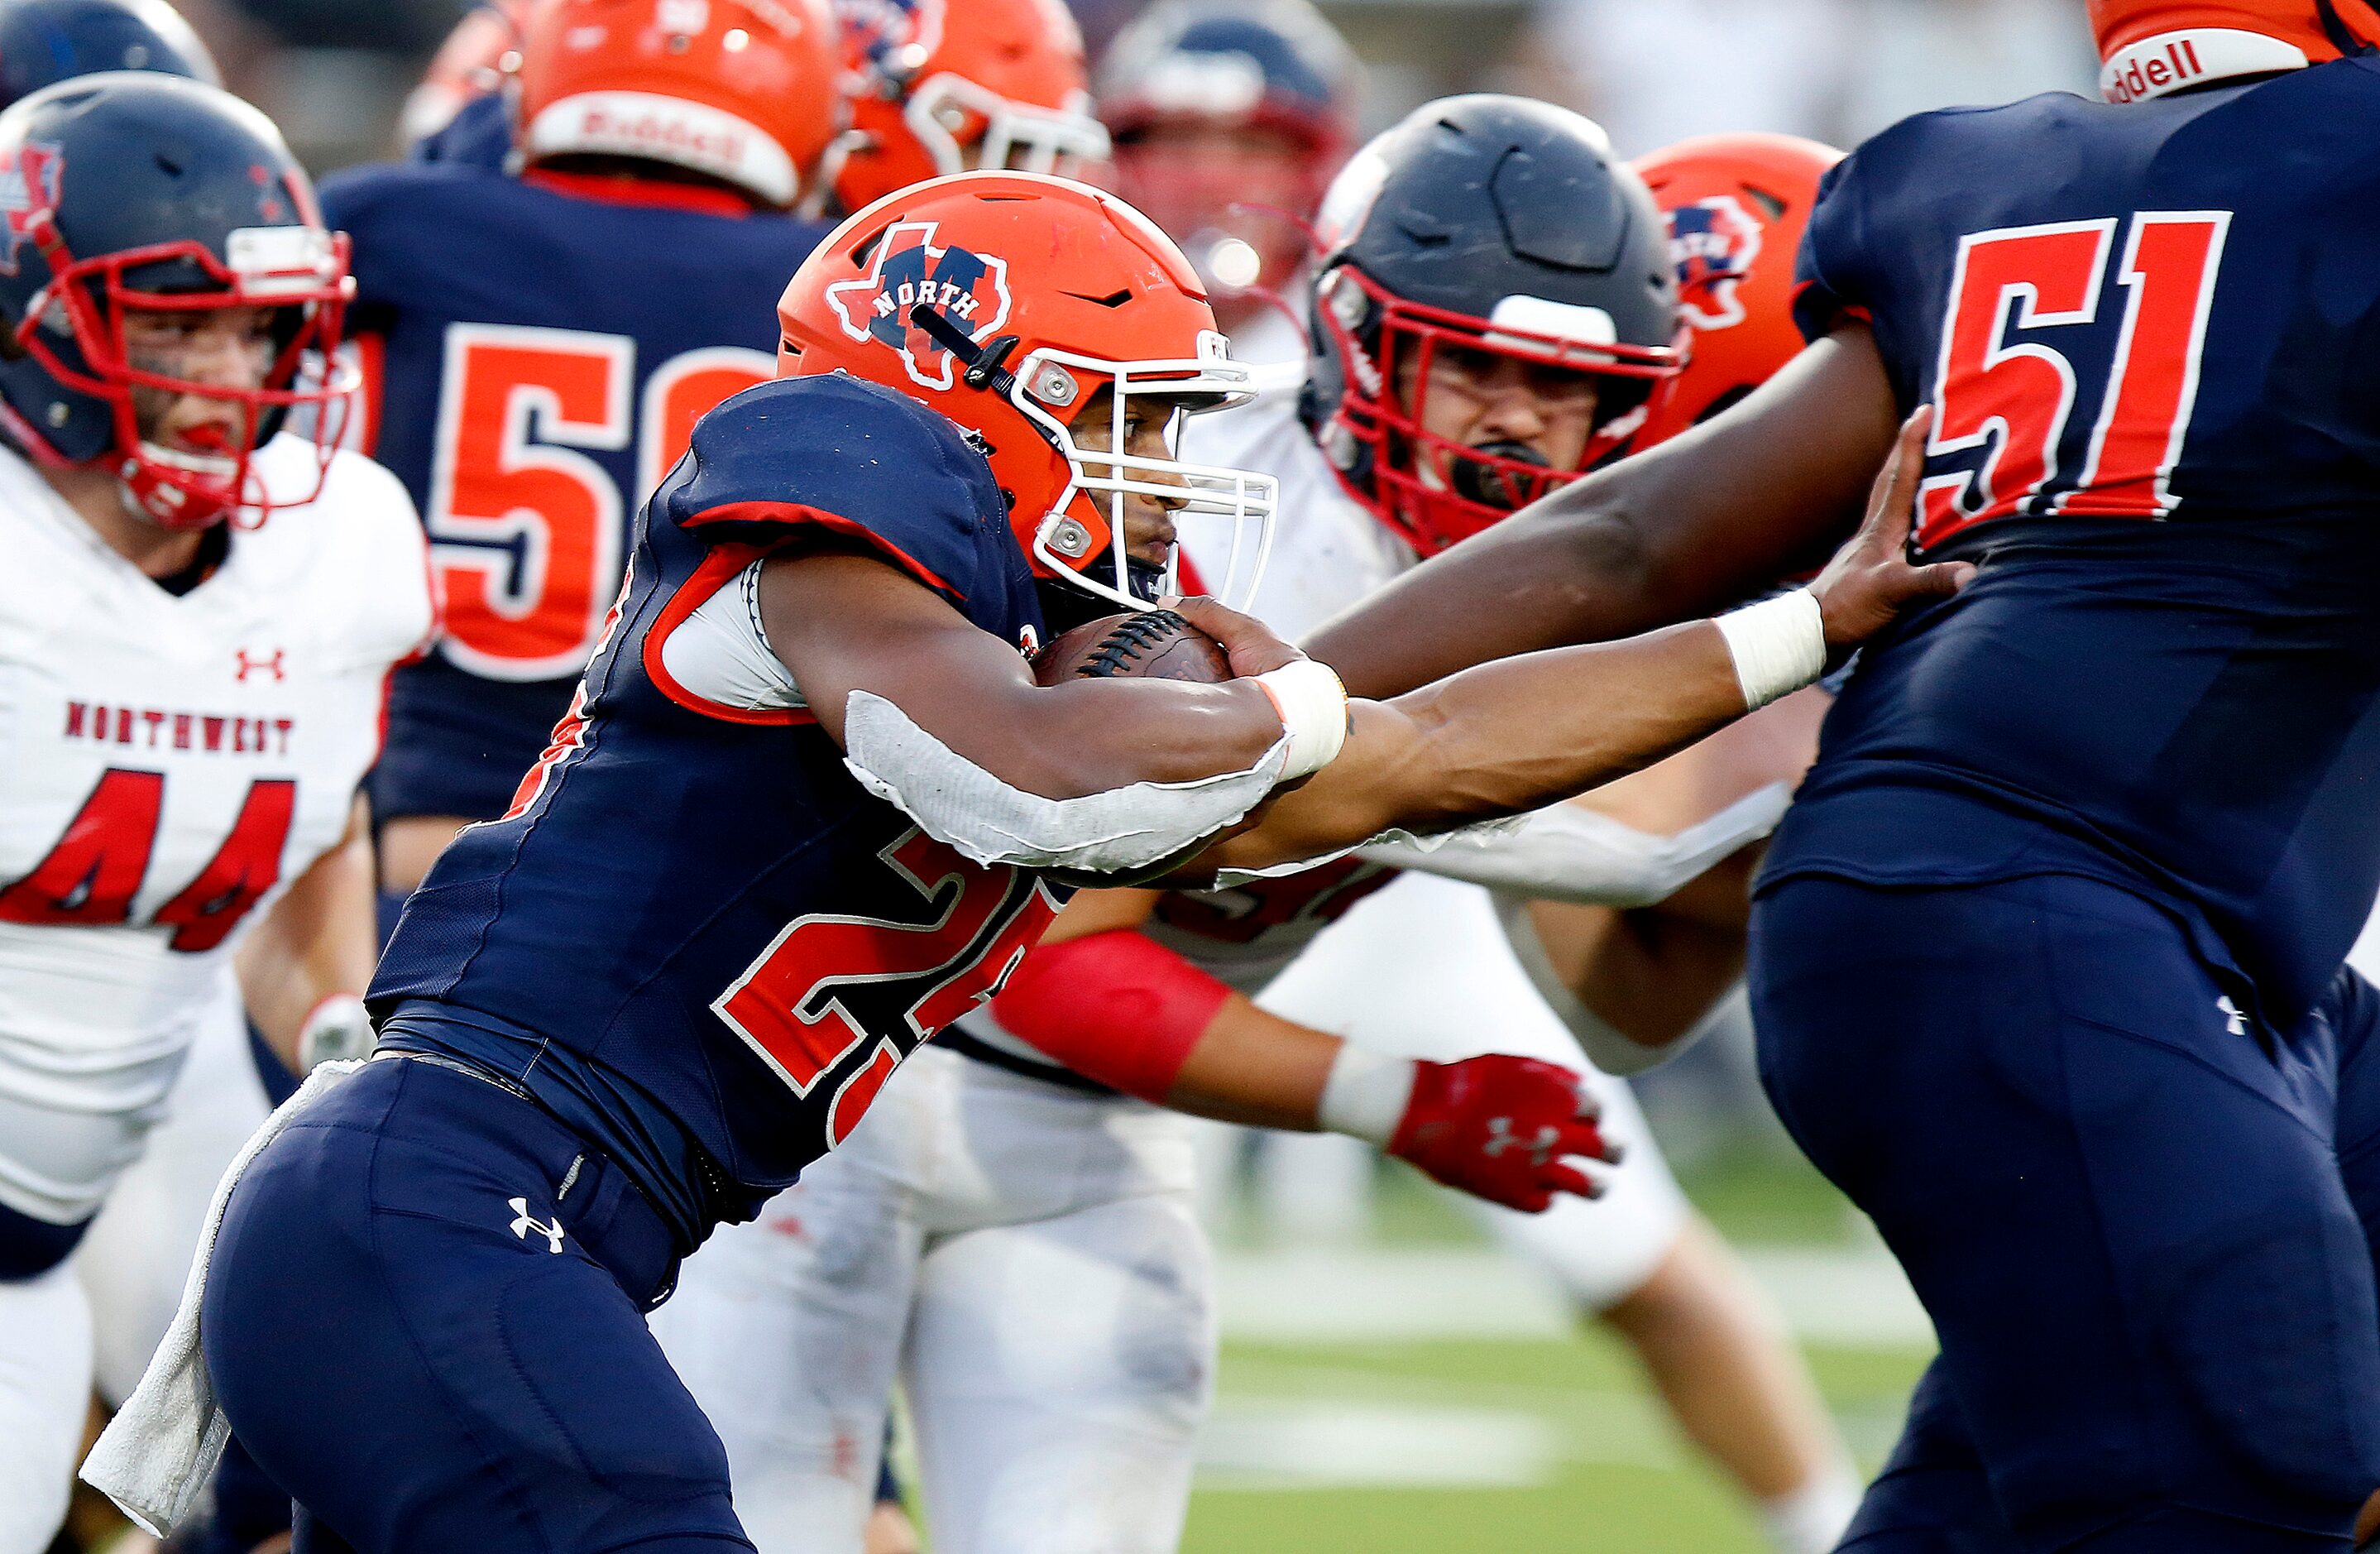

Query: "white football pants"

xmin=1256 ymin=872 xmax=1692 ymax=1312
xmin=0 ymin=1257 xmax=93 ymax=1554
xmin=655 ymin=1044 xmax=1212 ymax=1554
xmin=0 ymin=977 xmax=257 ymax=1553
xmin=79 ymin=991 xmax=271 ymax=1404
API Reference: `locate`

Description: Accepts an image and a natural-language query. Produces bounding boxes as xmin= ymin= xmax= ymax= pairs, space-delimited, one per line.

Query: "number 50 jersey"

xmin=317 ymin=157 xmax=833 ymax=825
xmin=1774 ymin=56 xmax=2380 ymax=1030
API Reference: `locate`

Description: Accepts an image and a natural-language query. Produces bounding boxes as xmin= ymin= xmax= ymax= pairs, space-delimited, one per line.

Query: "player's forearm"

xmin=1161 ymin=996 xmax=1341 ymax=1130
xmin=1356 ymin=784 xmax=1789 ymax=907
xmin=1205 ymin=620 xmax=1760 ymax=875
xmin=237 ymin=803 xmax=377 ymax=1071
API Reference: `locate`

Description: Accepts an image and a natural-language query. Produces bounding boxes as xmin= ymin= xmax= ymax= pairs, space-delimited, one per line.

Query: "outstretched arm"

xmin=765 ymin=385 xmax=1946 ymax=883
xmin=1305 ymin=326 xmax=1903 ymax=698
xmin=981 ymin=887 xmax=1614 ymax=1213
xmin=1182 ymin=406 xmax=1962 ymax=878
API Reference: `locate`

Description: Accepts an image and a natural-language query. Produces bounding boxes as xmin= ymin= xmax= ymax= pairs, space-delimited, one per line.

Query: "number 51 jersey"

xmin=0 ymin=439 xmax=433 ymax=1220
xmin=1774 ymin=56 xmax=2380 ymax=1029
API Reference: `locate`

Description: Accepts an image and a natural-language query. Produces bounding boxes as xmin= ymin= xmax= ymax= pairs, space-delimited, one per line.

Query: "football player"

xmin=1305 ymin=3 xmax=2380 ymax=1547
xmin=324 ymin=0 xmax=843 ymax=916
xmin=1243 ymin=121 xmax=1868 ymax=1554
xmin=87 ymin=166 xmax=1953 ymax=1549
xmin=0 ymin=74 xmax=433 ymax=1552
xmin=654 ymin=114 xmax=1865 ymax=1554
xmin=822 ymin=0 xmax=1112 ymax=216
xmin=1097 ymin=0 xmax=1359 ymax=354
xmin=0 ymin=0 xmax=214 ymax=98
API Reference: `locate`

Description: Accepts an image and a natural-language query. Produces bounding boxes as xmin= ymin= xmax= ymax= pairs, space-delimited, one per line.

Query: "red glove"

xmin=1387 ymin=1054 xmax=1614 ymax=1213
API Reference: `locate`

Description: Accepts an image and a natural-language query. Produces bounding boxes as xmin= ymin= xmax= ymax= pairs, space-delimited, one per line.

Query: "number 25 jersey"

xmin=1773 ymin=58 xmax=2380 ymax=1027
xmin=317 ymin=159 xmax=831 ymax=824
xmin=370 ymin=375 xmax=1060 ymax=1249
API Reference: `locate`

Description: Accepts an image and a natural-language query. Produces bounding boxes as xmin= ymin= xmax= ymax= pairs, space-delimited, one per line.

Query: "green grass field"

xmin=1176 ymin=1146 xmax=1934 ymax=1554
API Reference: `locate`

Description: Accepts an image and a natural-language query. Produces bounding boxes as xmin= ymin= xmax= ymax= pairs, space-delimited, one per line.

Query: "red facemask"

xmin=1310 ymin=264 xmax=1685 ymax=559
xmin=9 ymin=228 xmax=357 ymax=531
xmin=1110 ymin=135 xmax=1330 ymax=299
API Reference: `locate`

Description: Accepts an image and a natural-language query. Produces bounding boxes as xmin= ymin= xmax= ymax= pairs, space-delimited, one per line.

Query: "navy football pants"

xmin=1753 ymin=873 xmax=2380 ymax=1552
xmin=201 ymin=1056 xmax=754 ymax=1554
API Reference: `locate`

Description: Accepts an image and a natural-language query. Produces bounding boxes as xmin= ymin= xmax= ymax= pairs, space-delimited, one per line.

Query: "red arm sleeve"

xmin=985 ymin=928 xmax=1235 ymax=1103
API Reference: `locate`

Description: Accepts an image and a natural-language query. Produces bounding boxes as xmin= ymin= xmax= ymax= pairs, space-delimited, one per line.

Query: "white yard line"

xmin=1215 ymin=1244 xmax=1932 ymax=1349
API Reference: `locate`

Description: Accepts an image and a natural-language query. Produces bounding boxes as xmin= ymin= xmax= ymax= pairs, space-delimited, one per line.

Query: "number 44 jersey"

xmin=0 ymin=439 xmax=433 ymax=1221
xmin=1773 ymin=55 xmax=2380 ymax=1029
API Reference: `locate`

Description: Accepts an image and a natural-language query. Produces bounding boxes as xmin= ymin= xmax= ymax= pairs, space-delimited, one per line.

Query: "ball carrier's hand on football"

xmin=761 ymin=405 xmax=1964 ymax=881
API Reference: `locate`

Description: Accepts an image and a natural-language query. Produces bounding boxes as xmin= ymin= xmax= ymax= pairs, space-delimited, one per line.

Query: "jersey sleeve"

xmin=1791 ymin=151 xmax=1878 ymax=344
xmin=651 ymin=374 xmax=1012 ymax=614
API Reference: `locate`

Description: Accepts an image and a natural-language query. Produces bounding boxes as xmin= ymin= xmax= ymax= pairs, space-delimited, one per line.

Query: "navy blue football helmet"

xmin=1097 ymin=0 xmax=1359 ymax=304
xmin=0 ymin=72 xmax=353 ymax=528
xmin=1299 ymin=94 xmax=1683 ymax=558
xmin=0 ymin=0 xmax=217 ymax=108
xmin=1097 ymin=0 xmax=1357 ymax=150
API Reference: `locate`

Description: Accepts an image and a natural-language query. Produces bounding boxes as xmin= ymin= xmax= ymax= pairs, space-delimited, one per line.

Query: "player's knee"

xmin=1595 ymin=1217 xmax=1749 ymax=1343
xmin=2156 ymin=1201 xmax=2380 ymax=1508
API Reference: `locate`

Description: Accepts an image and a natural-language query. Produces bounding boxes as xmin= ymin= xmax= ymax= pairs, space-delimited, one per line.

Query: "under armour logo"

xmin=508 ymin=1197 xmax=566 ymax=1254
xmin=2217 ymin=995 xmax=2248 ymax=1037
xmin=234 ymin=648 xmax=285 ymax=683
xmin=1482 ymin=1117 xmax=1560 ymax=1168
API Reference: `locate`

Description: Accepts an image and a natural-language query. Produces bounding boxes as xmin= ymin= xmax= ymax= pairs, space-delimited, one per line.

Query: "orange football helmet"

xmin=1632 ymin=132 xmax=1842 ymax=448
xmin=514 ymin=0 xmax=840 ymax=209
xmin=827 ymin=0 xmax=1111 ymax=215
xmin=2089 ymin=0 xmax=2376 ymax=100
xmin=778 ymin=171 xmax=1276 ymax=610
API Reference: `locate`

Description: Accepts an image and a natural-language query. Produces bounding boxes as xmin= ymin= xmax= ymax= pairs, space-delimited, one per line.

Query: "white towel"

xmin=79 ymin=1058 xmax=364 ymax=1536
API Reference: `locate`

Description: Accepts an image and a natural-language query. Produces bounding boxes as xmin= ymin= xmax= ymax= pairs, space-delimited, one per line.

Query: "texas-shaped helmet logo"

xmin=825 ymin=219 xmax=1013 ymax=393
xmin=1666 ymin=194 xmax=1765 ymax=333
xmin=0 ymin=141 xmax=64 ymax=277
xmin=835 ymin=0 xmax=946 ymax=82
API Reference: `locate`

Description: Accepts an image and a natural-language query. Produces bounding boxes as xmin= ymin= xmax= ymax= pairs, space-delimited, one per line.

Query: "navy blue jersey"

xmin=368 ymin=374 xmax=1060 ymax=1249
xmin=410 ymin=90 xmax=510 ymax=171
xmin=1770 ymin=60 xmax=2380 ymax=1028
xmin=317 ymin=160 xmax=832 ymax=822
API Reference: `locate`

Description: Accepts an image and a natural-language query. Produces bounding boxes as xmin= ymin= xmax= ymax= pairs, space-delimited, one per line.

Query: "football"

xmin=1032 ymin=609 xmax=1234 ymax=686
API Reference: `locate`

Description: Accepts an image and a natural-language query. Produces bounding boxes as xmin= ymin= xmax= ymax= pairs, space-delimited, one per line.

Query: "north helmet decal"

xmin=825 ymin=219 xmax=1013 ymax=391
xmin=1667 ymin=194 xmax=1765 ymax=333
xmin=0 ymin=141 xmax=62 ymax=276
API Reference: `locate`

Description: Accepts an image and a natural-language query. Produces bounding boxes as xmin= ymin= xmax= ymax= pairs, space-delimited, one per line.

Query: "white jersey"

xmin=0 ymin=437 xmax=430 ymax=1216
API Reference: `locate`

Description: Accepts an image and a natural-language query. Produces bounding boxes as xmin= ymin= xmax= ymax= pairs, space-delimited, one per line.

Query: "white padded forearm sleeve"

xmin=841 ymin=690 xmax=1291 ymax=874
xmin=1357 ymin=784 xmax=1791 ymax=907
xmin=1491 ymin=891 xmax=1734 ymax=1077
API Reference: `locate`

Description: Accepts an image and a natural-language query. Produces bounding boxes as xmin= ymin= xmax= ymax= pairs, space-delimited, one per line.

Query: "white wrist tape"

xmin=1712 ymin=588 xmax=1827 ymax=711
xmin=1252 ymin=658 xmax=1350 ymax=780
xmin=1317 ymin=1042 xmax=1417 ymax=1148
xmin=1358 ymin=783 xmax=1793 ymax=907
xmin=296 ymin=995 xmax=375 ymax=1074
xmin=842 ymin=690 xmax=1290 ymax=874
